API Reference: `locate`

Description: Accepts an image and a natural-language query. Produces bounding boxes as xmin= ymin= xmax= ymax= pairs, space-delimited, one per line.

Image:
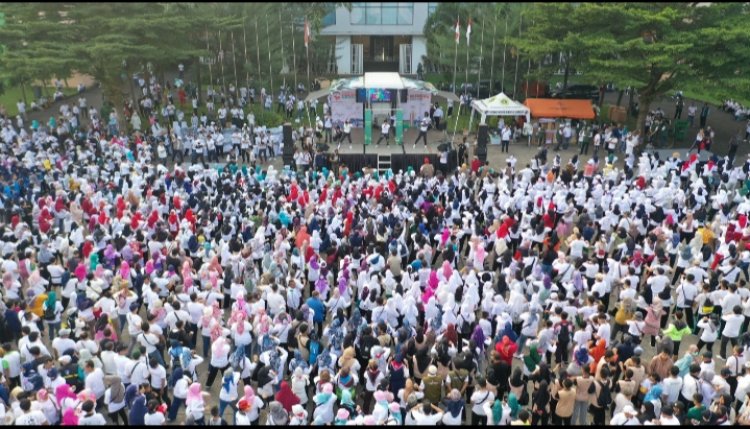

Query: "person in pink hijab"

xmin=120 ymin=261 xmax=131 ymax=281
xmin=56 ymin=383 xmax=77 ymax=409
xmin=182 ymin=260 xmax=193 ymax=291
xmin=74 ymin=261 xmax=88 ymax=282
xmin=441 ymin=260 xmax=453 ymax=281
xmin=61 ymin=408 xmax=79 ymax=426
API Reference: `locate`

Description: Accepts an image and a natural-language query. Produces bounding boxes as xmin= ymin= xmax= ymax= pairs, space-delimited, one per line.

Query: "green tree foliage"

xmin=0 ymin=2 xmax=343 ymax=105
xmin=516 ymin=3 xmax=750 ymax=131
xmin=424 ymin=3 xmax=523 ymax=90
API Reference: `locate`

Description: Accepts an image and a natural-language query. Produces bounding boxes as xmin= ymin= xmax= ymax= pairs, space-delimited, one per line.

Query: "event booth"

xmin=523 ymin=98 xmax=596 ymax=145
xmin=468 ymin=92 xmax=531 ymax=128
xmin=523 ymin=98 xmax=596 ymax=120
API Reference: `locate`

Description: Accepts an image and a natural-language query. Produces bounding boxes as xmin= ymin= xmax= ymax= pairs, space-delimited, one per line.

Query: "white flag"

xmin=466 ymin=18 xmax=472 ymax=46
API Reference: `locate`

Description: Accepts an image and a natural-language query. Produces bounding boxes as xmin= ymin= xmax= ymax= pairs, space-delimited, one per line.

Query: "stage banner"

xmin=330 ymin=89 xmax=364 ymax=127
xmin=400 ymin=90 xmax=432 ymax=127
xmin=395 ymin=110 xmax=403 ymax=145
xmin=364 ymin=110 xmax=372 ymax=145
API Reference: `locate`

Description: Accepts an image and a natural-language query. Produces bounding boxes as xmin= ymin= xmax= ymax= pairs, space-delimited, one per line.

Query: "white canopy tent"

xmin=468 ymin=92 xmax=530 ymax=129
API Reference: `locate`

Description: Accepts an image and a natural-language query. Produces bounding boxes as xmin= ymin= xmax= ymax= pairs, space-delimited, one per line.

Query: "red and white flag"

xmin=454 ymin=18 xmax=460 ymax=45
xmin=466 ymin=18 xmax=472 ymax=46
xmin=304 ymin=19 xmax=311 ymax=48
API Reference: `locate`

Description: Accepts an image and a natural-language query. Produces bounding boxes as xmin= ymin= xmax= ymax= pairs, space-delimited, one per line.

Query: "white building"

xmin=320 ymin=3 xmax=437 ymax=76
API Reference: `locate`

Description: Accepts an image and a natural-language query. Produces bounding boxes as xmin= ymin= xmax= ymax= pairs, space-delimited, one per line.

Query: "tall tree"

xmin=517 ymin=2 xmax=750 ymax=132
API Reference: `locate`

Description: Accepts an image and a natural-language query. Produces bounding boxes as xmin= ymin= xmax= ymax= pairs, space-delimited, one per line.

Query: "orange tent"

xmin=524 ymin=98 xmax=596 ymax=120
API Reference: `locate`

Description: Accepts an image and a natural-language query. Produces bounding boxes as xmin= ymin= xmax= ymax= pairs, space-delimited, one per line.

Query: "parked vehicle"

xmin=550 ymin=84 xmax=599 ymax=101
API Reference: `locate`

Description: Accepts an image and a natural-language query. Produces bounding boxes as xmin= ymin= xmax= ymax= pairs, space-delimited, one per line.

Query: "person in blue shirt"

xmin=306 ymin=291 xmax=326 ymax=337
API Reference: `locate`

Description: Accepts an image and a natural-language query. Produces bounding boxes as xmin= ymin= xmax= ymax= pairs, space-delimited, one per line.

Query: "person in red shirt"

xmin=471 ymin=156 xmax=482 ymax=173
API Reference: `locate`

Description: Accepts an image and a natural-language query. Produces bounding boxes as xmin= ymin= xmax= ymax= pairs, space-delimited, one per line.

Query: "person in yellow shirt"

xmin=696 ymin=224 xmax=715 ymax=249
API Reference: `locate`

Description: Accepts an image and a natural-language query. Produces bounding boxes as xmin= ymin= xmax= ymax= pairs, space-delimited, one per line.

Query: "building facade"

xmin=320 ymin=3 xmax=437 ymax=76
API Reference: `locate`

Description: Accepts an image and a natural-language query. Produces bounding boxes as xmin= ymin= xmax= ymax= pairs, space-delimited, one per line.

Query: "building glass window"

xmin=428 ymin=2 xmax=438 ymax=15
xmin=351 ymin=4 xmax=366 ymax=25
xmin=350 ymin=2 xmax=412 ymax=25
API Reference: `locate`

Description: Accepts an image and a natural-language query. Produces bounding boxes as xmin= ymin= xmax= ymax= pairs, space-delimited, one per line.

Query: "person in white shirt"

xmin=104 ymin=375 xmax=128 ymax=424
xmin=609 ymin=405 xmax=641 ymax=425
xmin=51 ymin=329 xmax=76 ymax=359
xmin=127 ymin=351 xmax=151 ymax=387
xmin=83 ymin=360 xmax=106 ymax=401
xmin=143 ymin=401 xmax=166 ymax=426
xmin=413 ymin=112 xmax=430 ymax=148
xmin=410 ymin=401 xmax=445 ymax=425
xmin=15 ymin=398 xmax=48 ymax=425
xmin=218 ymin=367 xmax=241 ymax=424
xmin=720 ymin=306 xmax=744 ymax=359
xmin=78 ymin=399 xmax=107 ymax=425
xmin=376 ymin=120 xmax=391 ymax=146
xmin=469 ymin=377 xmax=495 ymax=425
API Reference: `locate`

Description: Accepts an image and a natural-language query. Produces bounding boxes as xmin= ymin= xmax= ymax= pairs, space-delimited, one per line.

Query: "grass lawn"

xmin=0 ymin=85 xmax=79 ymax=117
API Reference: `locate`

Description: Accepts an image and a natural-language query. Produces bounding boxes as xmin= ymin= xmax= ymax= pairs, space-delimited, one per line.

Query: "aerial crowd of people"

xmin=1 ymin=72 xmax=750 ymax=427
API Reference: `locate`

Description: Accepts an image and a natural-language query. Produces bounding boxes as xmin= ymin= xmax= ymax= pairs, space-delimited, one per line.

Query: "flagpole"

xmin=477 ymin=17 xmax=485 ymax=98
xmin=525 ymin=19 xmax=533 ymax=100
xmin=243 ymin=18 xmax=249 ymax=89
xmin=513 ymin=12 xmax=522 ymax=99
xmin=305 ymin=20 xmax=311 ymax=94
xmin=205 ymin=28 xmax=213 ymax=96
xmin=278 ymin=7 xmax=286 ymax=90
xmin=452 ymin=15 xmax=459 ymax=95
xmin=489 ymin=8 xmax=498 ymax=92
xmin=502 ymin=12 xmax=508 ymax=92
xmin=292 ymin=21 xmax=298 ymax=93
xmin=255 ymin=18 xmax=262 ymax=94
xmin=266 ymin=17 xmax=273 ymax=99
xmin=464 ymin=18 xmax=470 ymax=98
xmin=219 ymin=30 xmax=226 ymax=96
xmin=231 ymin=31 xmax=239 ymax=101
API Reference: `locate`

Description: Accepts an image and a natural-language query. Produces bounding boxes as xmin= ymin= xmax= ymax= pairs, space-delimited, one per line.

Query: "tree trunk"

xmin=636 ymin=93 xmax=654 ymax=140
xmin=627 ymin=89 xmax=635 ymax=118
xmin=563 ymin=59 xmax=570 ymax=90
xmin=616 ymin=89 xmax=624 ymax=107
xmin=20 ymin=81 xmax=28 ymax=106
xmin=195 ymin=56 xmax=202 ymax=104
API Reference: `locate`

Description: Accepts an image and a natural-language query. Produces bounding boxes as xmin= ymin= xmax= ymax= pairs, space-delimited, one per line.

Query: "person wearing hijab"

xmin=128 ymin=384 xmax=148 ymax=426
xmin=218 ymin=367 xmax=240 ymax=425
xmin=313 ymin=382 xmax=336 ymax=424
xmin=42 ymin=291 xmax=62 ymax=341
xmin=267 ymin=400 xmax=289 ymax=425
xmin=185 ymin=382 xmax=207 ymax=425
xmin=441 ymin=388 xmax=465 ymax=425
xmin=496 ymin=335 xmax=518 ymax=366
xmin=531 ymin=379 xmax=551 ymax=425
xmin=275 ymin=380 xmax=301 ymax=413
xmin=104 ymin=375 xmax=128 ymax=424
xmin=639 ymin=401 xmax=657 ymax=424
xmin=61 ymin=408 xmax=79 ymax=426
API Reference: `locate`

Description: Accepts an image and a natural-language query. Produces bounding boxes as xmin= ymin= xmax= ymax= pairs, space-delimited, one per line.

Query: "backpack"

xmin=44 ymin=302 xmax=56 ymax=321
xmin=448 ymin=368 xmax=469 ymax=392
xmin=308 ymin=340 xmax=321 ymax=365
xmin=22 ymin=360 xmax=44 ymax=392
xmin=557 ymin=321 xmax=571 ymax=345
xmin=597 ymin=380 xmax=612 ymax=408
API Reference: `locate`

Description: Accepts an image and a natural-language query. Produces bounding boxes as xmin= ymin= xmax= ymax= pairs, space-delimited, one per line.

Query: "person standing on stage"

xmin=414 ymin=112 xmax=430 ymax=148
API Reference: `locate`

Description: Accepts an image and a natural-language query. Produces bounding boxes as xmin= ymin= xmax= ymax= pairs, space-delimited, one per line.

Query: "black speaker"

xmin=356 ymin=88 xmax=366 ymax=104
xmin=399 ymin=89 xmax=408 ymax=103
xmin=475 ymin=144 xmax=488 ymax=163
xmin=477 ymin=124 xmax=489 ymax=149
xmin=282 ymin=123 xmax=294 ymax=165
